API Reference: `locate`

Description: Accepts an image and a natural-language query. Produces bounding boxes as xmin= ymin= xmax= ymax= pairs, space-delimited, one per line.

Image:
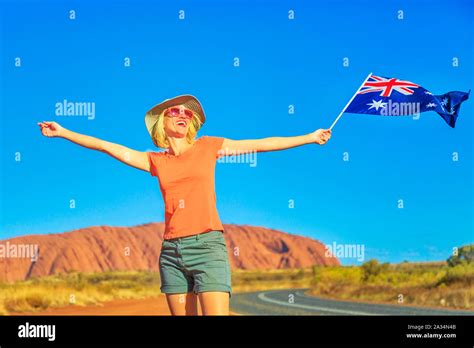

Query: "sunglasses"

xmin=164 ymin=107 xmax=194 ymax=119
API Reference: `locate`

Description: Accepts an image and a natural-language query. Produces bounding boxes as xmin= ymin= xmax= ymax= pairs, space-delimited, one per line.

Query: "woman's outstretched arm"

xmin=221 ymin=128 xmax=331 ymax=153
xmin=38 ymin=121 xmax=150 ymax=172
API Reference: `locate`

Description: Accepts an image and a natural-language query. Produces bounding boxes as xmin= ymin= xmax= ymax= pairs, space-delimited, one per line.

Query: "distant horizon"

xmin=0 ymin=219 xmax=466 ymax=266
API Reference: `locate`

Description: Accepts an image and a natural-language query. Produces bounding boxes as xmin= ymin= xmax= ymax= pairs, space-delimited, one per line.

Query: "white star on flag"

xmin=367 ymin=99 xmax=387 ymax=111
xmin=441 ymin=98 xmax=448 ymax=106
xmin=426 ymin=103 xmax=436 ymax=108
xmin=424 ymin=91 xmax=433 ymax=95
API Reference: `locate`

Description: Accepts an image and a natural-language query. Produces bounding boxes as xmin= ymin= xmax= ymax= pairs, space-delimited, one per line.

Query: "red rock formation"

xmin=0 ymin=223 xmax=339 ymax=282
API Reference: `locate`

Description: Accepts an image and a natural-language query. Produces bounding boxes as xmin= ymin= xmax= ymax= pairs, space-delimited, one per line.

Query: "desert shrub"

xmin=4 ymin=292 xmax=52 ymax=312
xmin=438 ymin=263 xmax=474 ymax=286
xmin=65 ymin=272 xmax=87 ymax=291
xmin=447 ymin=244 xmax=474 ymax=267
xmin=290 ymin=269 xmax=306 ymax=281
xmin=361 ymin=259 xmax=389 ymax=282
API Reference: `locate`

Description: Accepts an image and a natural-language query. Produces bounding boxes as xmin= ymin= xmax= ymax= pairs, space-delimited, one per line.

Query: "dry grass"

xmin=231 ymin=268 xmax=312 ymax=293
xmin=0 ymin=271 xmax=162 ymax=314
xmin=308 ymin=261 xmax=473 ymax=310
xmin=1 ymin=261 xmax=472 ymax=314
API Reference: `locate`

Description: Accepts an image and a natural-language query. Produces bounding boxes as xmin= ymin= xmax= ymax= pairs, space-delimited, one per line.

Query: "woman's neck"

xmin=167 ymin=137 xmax=193 ymax=156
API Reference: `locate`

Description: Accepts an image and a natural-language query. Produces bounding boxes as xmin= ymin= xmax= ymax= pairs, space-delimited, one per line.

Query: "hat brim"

xmin=144 ymin=95 xmax=206 ymax=137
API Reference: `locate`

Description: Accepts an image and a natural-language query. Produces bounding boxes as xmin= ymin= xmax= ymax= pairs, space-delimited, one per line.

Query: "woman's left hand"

xmin=311 ymin=128 xmax=332 ymax=145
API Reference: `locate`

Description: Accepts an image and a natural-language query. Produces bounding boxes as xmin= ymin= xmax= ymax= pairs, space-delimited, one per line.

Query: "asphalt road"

xmin=230 ymin=288 xmax=474 ymax=316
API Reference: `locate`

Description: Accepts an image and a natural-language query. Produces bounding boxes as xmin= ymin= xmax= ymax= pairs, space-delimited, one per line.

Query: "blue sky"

xmin=1 ymin=0 xmax=472 ymax=264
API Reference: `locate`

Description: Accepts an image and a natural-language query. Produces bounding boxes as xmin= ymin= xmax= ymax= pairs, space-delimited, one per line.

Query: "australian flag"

xmin=345 ymin=74 xmax=470 ymax=127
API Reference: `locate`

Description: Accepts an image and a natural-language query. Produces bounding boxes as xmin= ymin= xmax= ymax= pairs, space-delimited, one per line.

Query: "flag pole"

xmin=329 ymin=72 xmax=373 ymax=130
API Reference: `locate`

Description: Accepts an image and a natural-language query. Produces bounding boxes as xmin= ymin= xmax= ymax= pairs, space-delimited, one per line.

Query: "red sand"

xmin=9 ymin=296 xmax=244 ymax=316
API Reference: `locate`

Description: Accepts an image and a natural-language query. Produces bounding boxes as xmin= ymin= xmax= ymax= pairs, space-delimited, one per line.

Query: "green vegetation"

xmin=308 ymin=258 xmax=473 ymax=310
xmin=360 ymin=259 xmax=390 ymax=282
xmin=448 ymin=244 xmax=474 ymax=267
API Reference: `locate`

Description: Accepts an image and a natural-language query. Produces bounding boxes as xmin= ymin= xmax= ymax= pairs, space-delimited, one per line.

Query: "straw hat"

xmin=144 ymin=94 xmax=206 ymax=138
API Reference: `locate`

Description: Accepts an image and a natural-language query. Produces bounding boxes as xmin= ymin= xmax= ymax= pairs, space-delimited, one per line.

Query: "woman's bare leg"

xmin=198 ymin=291 xmax=230 ymax=315
xmin=165 ymin=293 xmax=198 ymax=316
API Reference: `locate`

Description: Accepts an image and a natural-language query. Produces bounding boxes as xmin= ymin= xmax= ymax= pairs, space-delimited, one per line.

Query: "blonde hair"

xmin=149 ymin=110 xmax=203 ymax=149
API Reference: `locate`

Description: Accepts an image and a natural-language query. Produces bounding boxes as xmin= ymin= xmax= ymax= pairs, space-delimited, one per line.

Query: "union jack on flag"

xmin=357 ymin=75 xmax=420 ymax=97
xmin=345 ymin=73 xmax=470 ymax=127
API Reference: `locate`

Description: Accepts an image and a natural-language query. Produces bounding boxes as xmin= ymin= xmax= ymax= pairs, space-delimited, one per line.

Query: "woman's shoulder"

xmin=197 ymin=135 xmax=224 ymax=144
xmin=196 ymin=136 xmax=224 ymax=156
xmin=147 ymin=150 xmax=167 ymax=160
xmin=147 ymin=149 xmax=167 ymax=155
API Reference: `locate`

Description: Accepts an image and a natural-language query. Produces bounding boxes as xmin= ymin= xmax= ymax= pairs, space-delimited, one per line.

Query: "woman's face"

xmin=163 ymin=105 xmax=193 ymax=138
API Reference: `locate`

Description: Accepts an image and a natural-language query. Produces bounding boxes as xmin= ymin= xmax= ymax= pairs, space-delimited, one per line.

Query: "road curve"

xmin=230 ymin=288 xmax=474 ymax=316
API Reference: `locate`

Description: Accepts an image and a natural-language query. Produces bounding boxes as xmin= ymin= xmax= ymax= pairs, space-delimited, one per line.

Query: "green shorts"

xmin=159 ymin=230 xmax=232 ymax=297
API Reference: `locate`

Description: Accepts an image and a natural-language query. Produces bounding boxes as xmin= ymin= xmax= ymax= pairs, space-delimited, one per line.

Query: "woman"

xmin=38 ymin=94 xmax=332 ymax=315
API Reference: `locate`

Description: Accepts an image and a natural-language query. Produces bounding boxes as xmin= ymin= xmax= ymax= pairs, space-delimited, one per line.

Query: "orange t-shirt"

xmin=147 ymin=136 xmax=225 ymax=240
